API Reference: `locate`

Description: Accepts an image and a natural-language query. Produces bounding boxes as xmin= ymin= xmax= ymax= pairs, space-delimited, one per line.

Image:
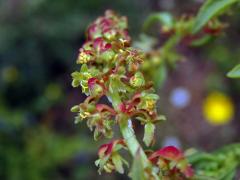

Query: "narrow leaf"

xmin=143 ymin=122 xmax=155 ymax=147
xmin=227 ymin=64 xmax=240 ymax=78
xmin=193 ymin=0 xmax=239 ymax=33
xmin=112 ymin=153 xmax=124 ymax=174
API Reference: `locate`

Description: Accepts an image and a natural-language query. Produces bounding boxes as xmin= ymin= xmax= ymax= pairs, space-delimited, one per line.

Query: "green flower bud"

xmin=90 ymin=84 xmax=103 ymax=97
xmin=71 ymin=105 xmax=80 ymax=112
xmin=72 ymin=79 xmax=80 ymax=87
xmin=77 ymin=49 xmax=93 ymax=64
xmin=130 ymin=72 xmax=145 ymax=87
xmin=100 ymin=50 xmax=115 ymax=62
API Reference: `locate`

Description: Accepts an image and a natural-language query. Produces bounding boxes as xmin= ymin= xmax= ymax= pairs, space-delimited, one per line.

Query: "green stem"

xmin=118 ymin=114 xmax=150 ymax=168
xmin=107 ymin=91 xmax=151 ymax=168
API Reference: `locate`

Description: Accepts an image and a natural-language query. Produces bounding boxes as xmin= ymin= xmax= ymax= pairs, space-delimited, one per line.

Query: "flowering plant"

xmin=71 ymin=0 xmax=240 ymax=179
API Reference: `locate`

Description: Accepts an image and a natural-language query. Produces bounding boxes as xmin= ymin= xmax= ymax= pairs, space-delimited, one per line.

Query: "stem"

xmin=107 ymin=92 xmax=151 ymax=168
xmin=119 ymin=114 xmax=151 ymax=168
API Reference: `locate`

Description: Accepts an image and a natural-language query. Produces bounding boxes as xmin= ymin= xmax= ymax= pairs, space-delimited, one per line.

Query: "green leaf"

xmin=143 ymin=122 xmax=155 ymax=147
xmin=190 ymin=35 xmax=214 ymax=46
xmin=227 ymin=64 xmax=240 ymax=78
xmin=81 ymin=64 xmax=88 ymax=72
xmin=112 ymin=153 xmax=124 ymax=174
xmin=143 ymin=12 xmax=174 ymax=32
xmin=130 ymin=149 xmax=146 ymax=180
xmin=192 ymin=0 xmax=239 ymax=33
xmin=144 ymin=93 xmax=159 ymax=101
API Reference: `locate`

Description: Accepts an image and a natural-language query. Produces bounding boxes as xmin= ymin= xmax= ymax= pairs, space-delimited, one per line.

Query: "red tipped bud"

xmin=88 ymin=78 xmax=104 ymax=97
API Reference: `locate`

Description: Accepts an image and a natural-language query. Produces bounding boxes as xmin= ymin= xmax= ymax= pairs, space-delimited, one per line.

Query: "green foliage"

xmin=188 ymin=144 xmax=240 ymax=180
xmin=0 ymin=94 xmax=95 ymax=180
xmin=0 ymin=125 xmax=94 ymax=180
xmin=227 ymin=64 xmax=240 ymax=78
xmin=192 ymin=0 xmax=240 ymax=33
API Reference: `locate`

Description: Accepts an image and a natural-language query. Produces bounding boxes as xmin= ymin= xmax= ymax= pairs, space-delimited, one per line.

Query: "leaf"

xmin=190 ymin=35 xmax=214 ymax=47
xmin=130 ymin=149 xmax=146 ymax=180
xmin=192 ymin=0 xmax=239 ymax=33
xmin=112 ymin=153 xmax=124 ymax=174
xmin=143 ymin=12 xmax=174 ymax=32
xmin=81 ymin=63 xmax=88 ymax=72
xmin=143 ymin=122 xmax=155 ymax=147
xmin=144 ymin=93 xmax=159 ymax=101
xmin=227 ymin=64 xmax=240 ymax=78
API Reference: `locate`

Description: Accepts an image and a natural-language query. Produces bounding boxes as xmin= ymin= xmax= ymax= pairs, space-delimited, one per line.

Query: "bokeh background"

xmin=0 ymin=0 xmax=240 ymax=179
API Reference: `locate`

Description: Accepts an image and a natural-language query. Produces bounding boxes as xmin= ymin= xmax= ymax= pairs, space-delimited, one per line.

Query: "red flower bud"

xmin=93 ymin=37 xmax=112 ymax=53
xmin=100 ymin=18 xmax=114 ymax=32
xmin=87 ymin=23 xmax=98 ymax=40
xmin=119 ymin=103 xmax=134 ymax=114
xmin=88 ymin=77 xmax=97 ymax=90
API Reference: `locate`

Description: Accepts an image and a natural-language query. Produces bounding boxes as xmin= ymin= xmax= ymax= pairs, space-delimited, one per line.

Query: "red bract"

xmin=98 ymin=139 xmax=125 ymax=158
xmin=96 ymin=104 xmax=116 ymax=115
xmin=100 ymin=18 xmax=114 ymax=31
xmin=93 ymin=37 xmax=112 ymax=52
xmin=87 ymin=78 xmax=104 ymax=97
xmin=118 ymin=93 xmax=141 ymax=115
xmin=149 ymin=146 xmax=184 ymax=163
xmin=119 ymin=102 xmax=134 ymax=114
xmin=149 ymin=146 xmax=194 ymax=178
xmin=88 ymin=77 xmax=98 ymax=90
xmin=87 ymin=23 xmax=98 ymax=40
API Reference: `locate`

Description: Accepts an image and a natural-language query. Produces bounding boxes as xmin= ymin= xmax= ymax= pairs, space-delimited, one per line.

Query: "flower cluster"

xmin=71 ymin=10 xmax=194 ymax=179
xmin=148 ymin=146 xmax=194 ymax=179
xmin=71 ymin=10 xmax=161 ymax=143
xmin=95 ymin=139 xmax=128 ymax=174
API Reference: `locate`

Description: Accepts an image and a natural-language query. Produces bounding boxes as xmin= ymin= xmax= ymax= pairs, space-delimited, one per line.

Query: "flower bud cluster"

xmin=95 ymin=139 xmax=128 ymax=174
xmin=71 ymin=10 xmax=161 ymax=141
xmin=71 ymin=10 xmax=193 ymax=178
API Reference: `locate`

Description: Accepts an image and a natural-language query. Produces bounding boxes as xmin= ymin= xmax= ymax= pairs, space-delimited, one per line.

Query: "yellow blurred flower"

xmin=203 ymin=92 xmax=234 ymax=125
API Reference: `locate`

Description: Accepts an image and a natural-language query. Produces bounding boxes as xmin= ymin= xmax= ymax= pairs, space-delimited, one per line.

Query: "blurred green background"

xmin=0 ymin=0 xmax=240 ymax=179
